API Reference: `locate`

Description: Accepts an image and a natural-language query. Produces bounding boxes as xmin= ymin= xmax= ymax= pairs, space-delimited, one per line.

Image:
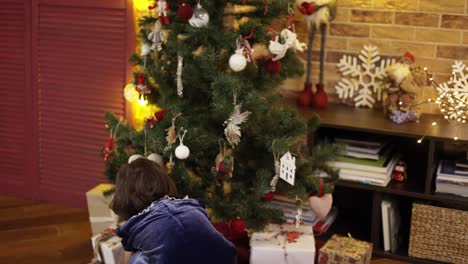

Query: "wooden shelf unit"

xmin=290 ymin=102 xmax=468 ymax=264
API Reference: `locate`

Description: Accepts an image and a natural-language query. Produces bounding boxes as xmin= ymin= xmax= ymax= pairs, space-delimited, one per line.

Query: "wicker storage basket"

xmin=409 ymin=203 xmax=468 ymax=263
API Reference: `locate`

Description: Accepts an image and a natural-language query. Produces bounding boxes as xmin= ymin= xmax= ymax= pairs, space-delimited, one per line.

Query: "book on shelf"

xmin=334 ymin=137 xmax=387 ymax=148
xmin=381 ymin=199 xmax=401 ymax=253
xmin=435 ymin=181 xmax=468 ymax=197
xmin=338 ymin=138 xmax=390 ymax=160
xmin=343 ymin=150 xmax=380 ymax=160
xmin=381 ymin=200 xmax=391 ymax=251
xmin=338 ymin=157 xmax=398 ymax=180
xmin=454 ymin=165 xmax=468 ymax=175
xmin=330 ymin=148 xmax=396 ymax=174
xmin=436 ymin=160 xmax=468 ymax=182
xmin=455 ymin=160 xmax=468 ymax=169
xmin=338 ymin=173 xmax=391 ymax=187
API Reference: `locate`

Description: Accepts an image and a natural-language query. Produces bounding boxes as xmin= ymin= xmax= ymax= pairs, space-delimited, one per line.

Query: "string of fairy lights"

xmin=414 ymin=66 xmax=468 ymax=142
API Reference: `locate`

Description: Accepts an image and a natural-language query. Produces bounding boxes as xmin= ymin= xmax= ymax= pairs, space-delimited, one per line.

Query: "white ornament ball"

xmin=175 ymin=144 xmax=190 ymax=159
xmin=128 ymin=154 xmax=144 ymax=164
xmin=147 ymin=153 xmax=164 ymax=166
xmin=123 ymin=83 xmax=139 ymax=102
xmin=189 ymin=4 xmax=209 ymax=28
xmin=229 ymin=51 xmax=247 ymax=72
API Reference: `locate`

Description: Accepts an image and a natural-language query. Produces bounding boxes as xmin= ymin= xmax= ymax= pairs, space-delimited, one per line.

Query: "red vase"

xmin=313 ymin=83 xmax=328 ymax=108
xmin=297 ymin=82 xmax=314 ymax=106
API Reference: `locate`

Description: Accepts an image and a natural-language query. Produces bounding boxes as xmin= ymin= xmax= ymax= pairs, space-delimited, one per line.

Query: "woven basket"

xmin=409 ymin=203 xmax=468 ymax=263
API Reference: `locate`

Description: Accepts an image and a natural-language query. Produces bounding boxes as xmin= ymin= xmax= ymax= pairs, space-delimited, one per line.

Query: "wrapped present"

xmin=91 ymin=228 xmax=124 ymax=264
xmin=86 ymin=184 xmax=119 ymax=235
xmin=250 ymin=224 xmax=316 ymax=264
xmin=318 ymin=235 xmax=372 ymax=264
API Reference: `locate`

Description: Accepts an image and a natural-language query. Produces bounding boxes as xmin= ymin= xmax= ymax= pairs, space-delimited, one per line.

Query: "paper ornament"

xmin=279 ymin=152 xmax=296 ymax=186
xmin=335 ymin=45 xmax=395 ymax=108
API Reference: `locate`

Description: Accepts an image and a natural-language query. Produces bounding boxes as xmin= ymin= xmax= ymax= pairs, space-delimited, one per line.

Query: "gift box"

xmin=318 ymin=235 xmax=372 ymax=264
xmin=86 ymin=184 xmax=118 ymax=235
xmin=91 ymin=230 xmax=124 ymax=264
xmin=250 ymin=224 xmax=316 ymax=264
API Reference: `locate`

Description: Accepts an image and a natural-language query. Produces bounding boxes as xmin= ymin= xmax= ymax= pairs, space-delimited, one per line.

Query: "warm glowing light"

xmin=432 ymin=122 xmax=437 ymax=126
xmin=454 ymin=137 xmax=459 ymax=140
xmin=124 ymin=83 xmax=139 ymax=102
xmin=417 ymin=139 xmax=423 ymax=144
xmin=423 ymin=67 xmax=428 ymax=71
xmin=138 ymin=97 xmax=148 ymax=106
xmin=427 ymin=99 xmax=432 ymax=102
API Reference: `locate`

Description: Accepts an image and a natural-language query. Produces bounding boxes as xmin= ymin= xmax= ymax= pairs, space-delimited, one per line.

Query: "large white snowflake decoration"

xmin=437 ymin=61 xmax=468 ymax=119
xmin=335 ymin=45 xmax=396 ymax=108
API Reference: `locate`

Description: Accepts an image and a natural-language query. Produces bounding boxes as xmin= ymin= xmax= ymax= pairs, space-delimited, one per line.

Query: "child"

xmin=111 ymin=158 xmax=237 ymax=264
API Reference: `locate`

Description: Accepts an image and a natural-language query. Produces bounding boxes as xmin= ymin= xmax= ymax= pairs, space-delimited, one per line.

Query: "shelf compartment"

xmin=336 ymin=180 xmax=468 ymax=204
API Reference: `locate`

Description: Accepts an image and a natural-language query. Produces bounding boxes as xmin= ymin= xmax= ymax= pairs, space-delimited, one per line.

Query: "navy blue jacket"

xmin=117 ymin=198 xmax=237 ymax=264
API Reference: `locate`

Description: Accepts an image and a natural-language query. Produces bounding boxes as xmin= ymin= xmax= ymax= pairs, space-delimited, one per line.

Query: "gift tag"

xmin=279 ymin=151 xmax=296 ymax=186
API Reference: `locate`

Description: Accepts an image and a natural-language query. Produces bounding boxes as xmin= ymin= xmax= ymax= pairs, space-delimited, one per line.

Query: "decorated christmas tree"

xmin=103 ymin=0 xmax=339 ymax=230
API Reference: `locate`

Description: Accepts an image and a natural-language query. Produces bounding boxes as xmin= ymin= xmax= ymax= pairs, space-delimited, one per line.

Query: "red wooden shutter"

xmin=0 ymin=0 xmax=33 ymax=197
xmin=32 ymin=0 xmax=132 ymax=207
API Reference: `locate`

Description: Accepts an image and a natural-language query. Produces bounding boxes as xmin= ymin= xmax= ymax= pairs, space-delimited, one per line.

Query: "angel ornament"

xmin=268 ymin=28 xmax=306 ymax=61
xmin=224 ymin=93 xmax=251 ymax=148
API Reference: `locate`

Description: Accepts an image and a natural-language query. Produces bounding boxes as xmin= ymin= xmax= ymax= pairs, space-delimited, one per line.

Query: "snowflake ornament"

xmin=335 ymin=45 xmax=396 ymax=108
xmin=437 ymin=61 xmax=468 ymax=119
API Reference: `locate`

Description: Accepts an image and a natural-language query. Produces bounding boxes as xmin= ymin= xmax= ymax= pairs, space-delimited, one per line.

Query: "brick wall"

xmin=282 ymin=0 xmax=468 ymax=105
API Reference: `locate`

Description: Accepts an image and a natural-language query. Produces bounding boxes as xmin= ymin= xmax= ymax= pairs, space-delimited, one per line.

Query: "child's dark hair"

xmin=111 ymin=158 xmax=177 ymax=220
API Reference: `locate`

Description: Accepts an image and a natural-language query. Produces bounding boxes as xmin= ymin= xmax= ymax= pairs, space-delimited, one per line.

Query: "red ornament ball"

xmin=230 ymin=217 xmax=246 ymax=237
xmin=265 ymin=59 xmax=281 ymax=75
xmin=177 ymin=3 xmax=193 ymax=22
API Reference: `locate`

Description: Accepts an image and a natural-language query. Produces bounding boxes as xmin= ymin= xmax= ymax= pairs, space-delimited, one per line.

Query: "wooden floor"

xmin=0 ymin=196 xmax=408 ymax=264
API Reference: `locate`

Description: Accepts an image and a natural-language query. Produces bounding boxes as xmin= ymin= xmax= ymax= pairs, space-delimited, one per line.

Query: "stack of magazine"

xmin=435 ymin=160 xmax=468 ymax=197
xmin=329 ymin=137 xmax=399 ymax=187
xmin=269 ymin=195 xmax=338 ymax=234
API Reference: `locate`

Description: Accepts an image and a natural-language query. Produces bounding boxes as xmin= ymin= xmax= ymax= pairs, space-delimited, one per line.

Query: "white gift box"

xmin=91 ymin=233 xmax=124 ymax=264
xmin=250 ymin=225 xmax=315 ymax=264
xmin=86 ymin=184 xmax=119 ymax=235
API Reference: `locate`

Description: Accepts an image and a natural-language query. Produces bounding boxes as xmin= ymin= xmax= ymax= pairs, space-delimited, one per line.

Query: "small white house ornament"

xmin=280 ymin=151 xmax=296 ymax=186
